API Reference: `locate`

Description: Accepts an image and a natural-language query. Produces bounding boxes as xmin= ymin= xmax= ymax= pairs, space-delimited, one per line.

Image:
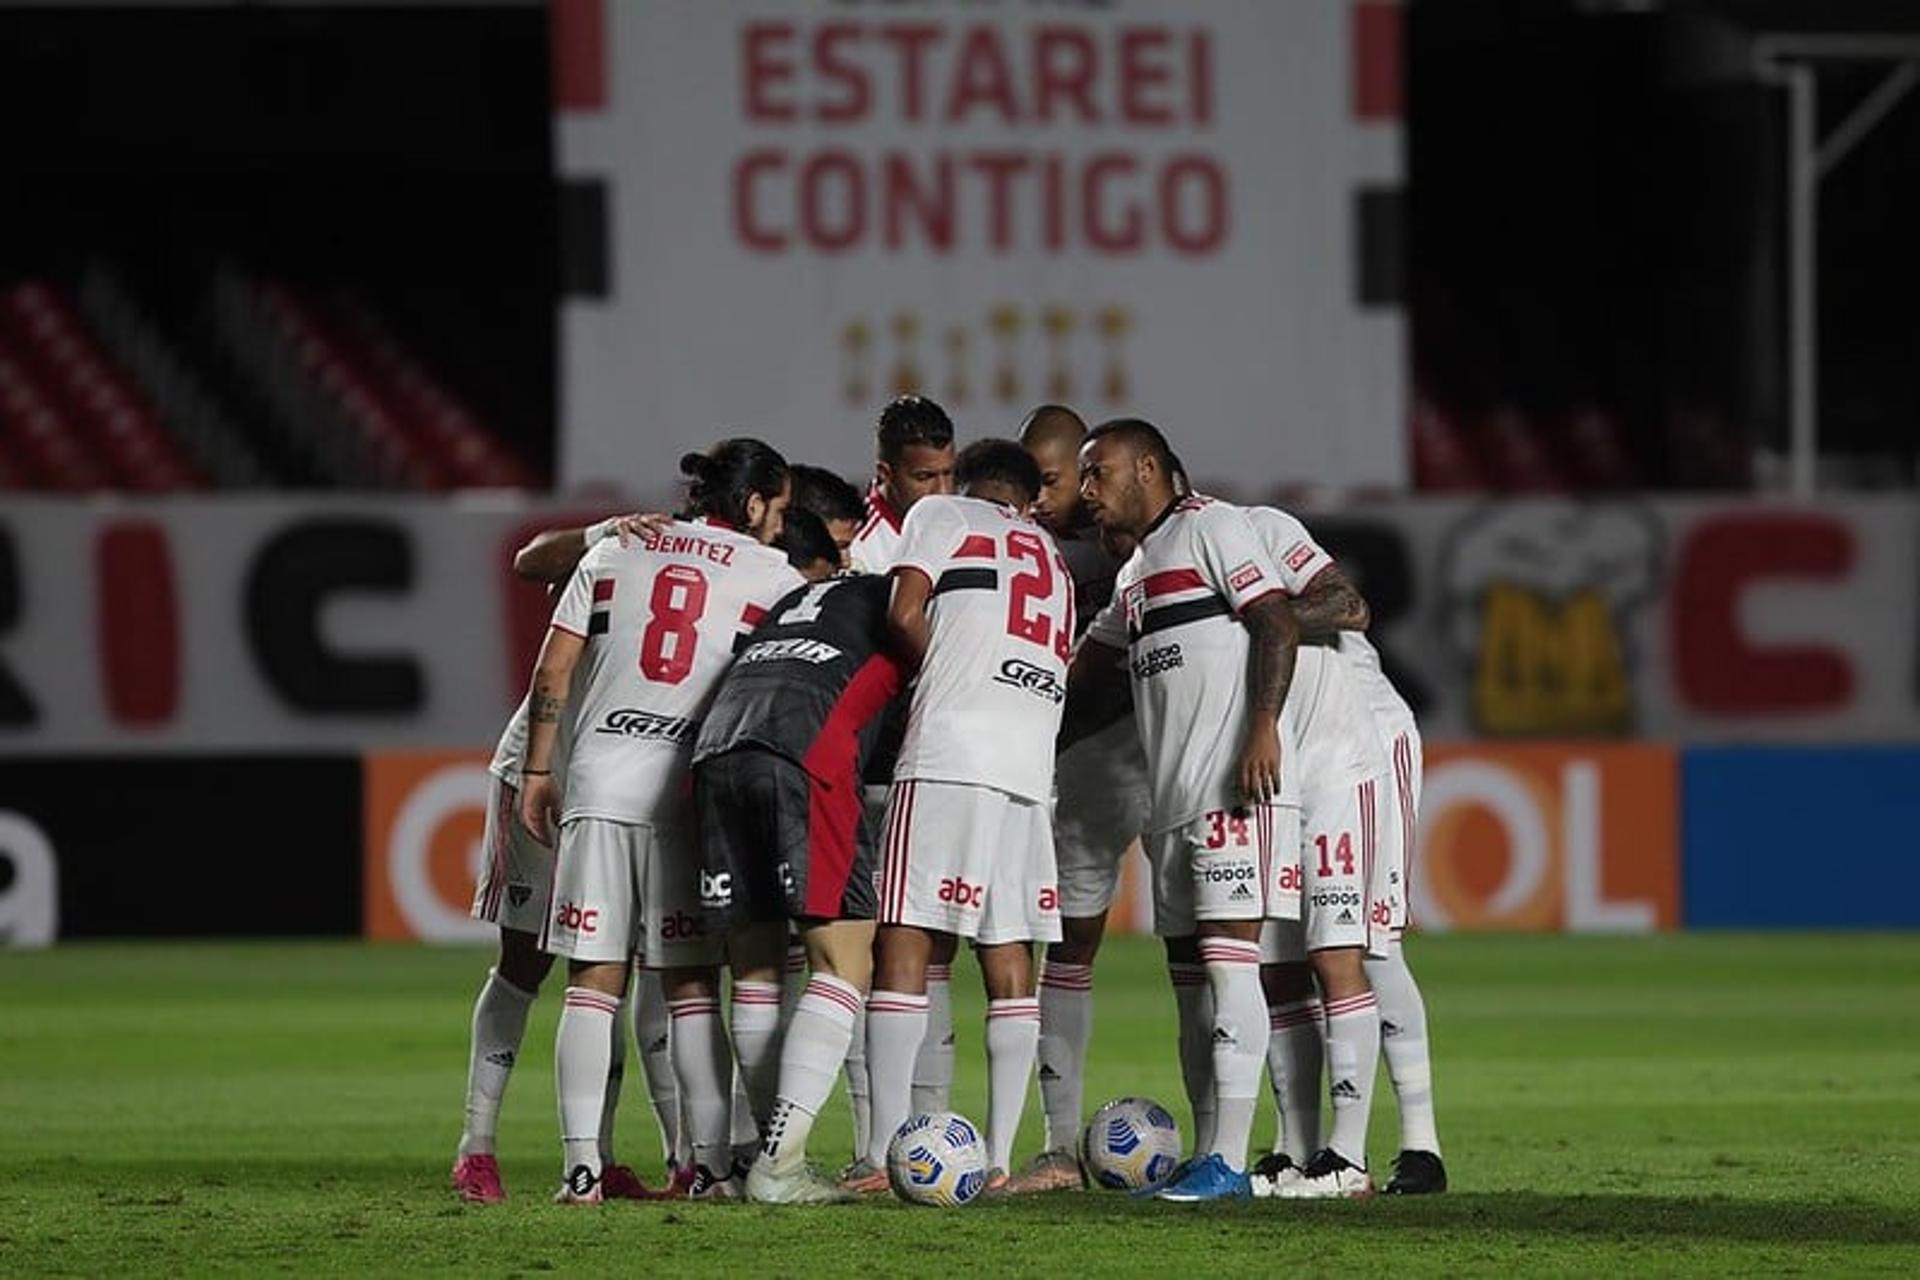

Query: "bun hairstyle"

xmin=679 ymin=437 xmax=790 ymax=528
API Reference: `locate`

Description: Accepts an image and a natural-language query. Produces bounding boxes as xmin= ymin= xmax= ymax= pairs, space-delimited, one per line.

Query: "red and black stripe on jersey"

xmin=930 ymin=532 xmax=1000 ymax=596
xmin=693 ymin=574 xmax=905 ymax=784
xmin=587 ymin=578 xmax=614 ymax=635
xmin=1129 ymin=566 xmax=1232 ymax=642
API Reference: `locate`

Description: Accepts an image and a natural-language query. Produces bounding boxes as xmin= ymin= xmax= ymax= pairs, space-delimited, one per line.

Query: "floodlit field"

xmin=2 ymin=935 xmax=1917 ymax=1275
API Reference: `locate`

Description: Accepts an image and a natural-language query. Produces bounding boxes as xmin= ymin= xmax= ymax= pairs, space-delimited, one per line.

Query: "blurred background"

xmin=1 ymin=0 xmax=1916 ymax=948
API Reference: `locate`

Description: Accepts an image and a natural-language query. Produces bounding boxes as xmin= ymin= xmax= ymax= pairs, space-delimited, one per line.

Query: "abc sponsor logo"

xmin=938 ymin=877 xmax=984 ymax=909
xmin=700 ymin=868 xmax=734 ymax=909
xmin=553 ymin=900 xmax=600 ymax=935
xmin=1415 ymin=744 xmax=1677 ymax=933
xmin=1037 ymin=885 xmax=1059 ymax=913
xmin=659 ymin=910 xmax=706 ymax=941
xmin=1275 ymin=864 xmax=1302 ymax=893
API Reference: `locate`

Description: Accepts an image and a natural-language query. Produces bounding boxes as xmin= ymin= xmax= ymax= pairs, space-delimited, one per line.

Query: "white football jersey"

xmin=848 ymin=485 xmax=905 ymax=574
xmin=548 ymin=518 xmax=803 ymax=824
xmin=1245 ymin=505 xmax=1416 ymax=739
xmin=1086 ymin=495 xmax=1295 ymax=831
xmin=890 ymin=495 xmax=1073 ymax=802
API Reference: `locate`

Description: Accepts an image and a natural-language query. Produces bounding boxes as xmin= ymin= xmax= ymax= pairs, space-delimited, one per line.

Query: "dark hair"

xmin=876 ymin=395 xmax=955 ymax=464
xmin=789 ymin=463 xmax=866 ymax=524
xmin=780 ymin=508 xmax=840 ymax=571
xmin=1085 ymin=417 xmax=1177 ymax=477
xmin=955 ymin=437 xmax=1043 ymax=504
xmin=678 ymin=437 xmax=789 ymax=527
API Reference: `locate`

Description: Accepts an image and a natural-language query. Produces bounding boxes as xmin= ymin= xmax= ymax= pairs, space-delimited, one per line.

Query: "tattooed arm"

xmin=1289 ymin=563 xmax=1370 ymax=641
xmin=1235 ymin=593 xmax=1300 ymax=804
xmin=517 ymin=627 xmax=585 ymax=846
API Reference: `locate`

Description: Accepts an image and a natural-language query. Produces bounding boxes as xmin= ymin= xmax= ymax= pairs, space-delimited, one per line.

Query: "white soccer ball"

xmin=886 ymin=1111 xmax=989 ymax=1207
xmin=1082 ymin=1096 xmax=1183 ymax=1191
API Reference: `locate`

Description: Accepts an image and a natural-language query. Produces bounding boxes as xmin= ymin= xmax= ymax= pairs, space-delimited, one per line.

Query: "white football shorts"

xmin=1374 ymin=724 xmax=1422 ymax=939
xmin=877 ymin=778 xmax=1061 ymax=945
xmin=1054 ymin=718 xmax=1151 ymax=918
xmin=471 ymin=775 xmax=554 ymax=936
xmin=1144 ymin=801 xmax=1300 ymax=938
xmin=541 ymin=815 xmax=721 ymax=968
xmin=1261 ymin=771 xmax=1388 ymax=962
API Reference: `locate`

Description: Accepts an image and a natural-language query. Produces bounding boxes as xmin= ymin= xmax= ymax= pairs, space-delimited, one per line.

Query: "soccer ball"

xmin=1082 ymin=1096 xmax=1183 ymax=1191
xmin=886 ymin=1111 xmax=989 ymax=1207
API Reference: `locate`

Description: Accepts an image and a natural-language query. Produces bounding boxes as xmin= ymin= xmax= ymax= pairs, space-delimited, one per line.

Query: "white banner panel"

xmin=559 ymin=0 xmax=1405 ymax=493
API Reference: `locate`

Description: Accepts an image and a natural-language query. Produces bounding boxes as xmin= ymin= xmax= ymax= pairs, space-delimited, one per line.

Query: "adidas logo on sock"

xmin=646 ymin=1035 xmax=669 ymax=1053
xmin=485 ymin=1049 xmax=517 ymax=1068
xmin=1330 ymin=1079 xmax=1361 ymax=1101
xmin=1381 ymin=1019 xmax=1401 ymax=1037
xmin=1228 ymin=883 xmax=1254 ymax=902
xmin=1211 ymin=1027 xmax=1237 ymax=1047
xmin=1038 ymin=1064 xmax=1061 ymax=1081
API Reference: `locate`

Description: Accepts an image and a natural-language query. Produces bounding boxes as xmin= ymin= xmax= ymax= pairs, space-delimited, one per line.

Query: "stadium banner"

xmin=1 ymin=495 xmax=1918 ymax=754
xmin=363 ymin=750 xmax=504 ymax=943
xmin=1682 ymin=746 xmax=1920 ymax=928
xmin=554 ymin=0 xmax=1408 ymax=494
xmin=0 ymin=755 xmax=362 ymax=945
xmin=1412 ymin=743 xmax=1680 ymax=934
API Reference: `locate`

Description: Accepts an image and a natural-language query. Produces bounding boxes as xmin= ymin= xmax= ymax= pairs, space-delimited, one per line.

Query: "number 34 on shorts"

xmin=1193 ymin=803 xmax=1302 ymax=922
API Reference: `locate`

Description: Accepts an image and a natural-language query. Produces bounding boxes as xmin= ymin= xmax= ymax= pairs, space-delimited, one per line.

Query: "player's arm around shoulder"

xmin=511 ymin=511 xmax=666 ymax=584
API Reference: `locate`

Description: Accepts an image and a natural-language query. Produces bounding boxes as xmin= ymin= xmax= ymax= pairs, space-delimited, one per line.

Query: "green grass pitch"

xmin=2 ymin=934 xmax=1917 ymax=1275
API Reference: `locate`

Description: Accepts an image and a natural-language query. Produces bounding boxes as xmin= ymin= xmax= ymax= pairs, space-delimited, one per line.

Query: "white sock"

xmin=1367 ymin=944 xmax=1441 ymax=1155
xmin=1169 ymin=961 xmax=1215 ymax=1153
xmin=458 ymin=968 xmax=536 ymax=1159
xmin=762 ymin=974 xmax=863 ymax=1175
xmin=599 ymin=995 xmax=629 ymax=1165
xmin=1324 ymin=990 xmax=1382 ymax=1169
xmin=864 ymin=989 xmax=929 ymax=1168
xmin=632 ymin=970 xmax=682 ymax=1167
xmin=1037 ymin=961 xmax=1094 ymax=1153
xmin=781 ymin=941 xmax=808 ymax=1012
xmin=731 ymin=979 xmax=783 ymax=1136
xmin=985 ymin=997 xmax=1041 ymax=1173
xmin=844 ymin=1003 xmax=872 ymax=1162
xmin=555 ymin=986 xmax=619 ymax=1178
xmin=911 ymin=965 xmax=955 ymax=1113
xmin=668 ymin=995 xmax=733 ymax=1174
xmin=1199 ymin=937 xmax=1267 ymax=1171
xmin=1266 ymin=997 xmax=1324 ymax=1164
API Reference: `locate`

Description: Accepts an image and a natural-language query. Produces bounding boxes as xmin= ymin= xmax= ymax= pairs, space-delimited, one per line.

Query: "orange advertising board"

xmin=364 ymin=750 xmax=499 ymax=942
xmin=1414 ymin=742 xmax=1679 ymax=932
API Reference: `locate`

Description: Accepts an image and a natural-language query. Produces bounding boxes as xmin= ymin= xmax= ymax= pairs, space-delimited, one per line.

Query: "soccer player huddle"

xmin=450 ymin=397 xmax=1447 ymax=1206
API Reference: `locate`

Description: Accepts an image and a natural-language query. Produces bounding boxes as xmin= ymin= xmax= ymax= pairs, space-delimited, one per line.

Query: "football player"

xmin=451 ymin=512 xmax=670 ymax=1205
xmin=692 ymin=523 xmax=909 ymax=1203
xmin=1004 ymin=406 xmax=1152 ymax=1194
xmin=520 ymin=439 xmax=803 ymax=1203
xmin=855 ymin=439 xmax=1073 ymax=1191
xmin=1065 ymin=419 xmax=1301 ymax=1202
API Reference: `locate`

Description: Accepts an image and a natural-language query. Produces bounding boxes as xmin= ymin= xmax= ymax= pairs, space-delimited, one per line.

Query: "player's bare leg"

xmin=1258 ymin=959 xmax=1324 ymax=1179
xmin=1162 ymin=935 xmax=1215 ymax=1156
xmin=1279 ymin=946 xmax=1379 ymax=1199
xmin=1006 ymin=912 xmax=1107 ymax=1193
xmin=978 ymin=940 xmax=1040 ymax=1187
xmin=662 ymin=963 xmax=739 ymax=1198
xmin=452 ymin=927 xmax=554 ymax=1203
xmin=1367 ymin=937 xmax=1447 ymax=1193
xmin=727 ymin=921 xmax=788 ymax=1142
xmin=913 ymin=931 xmax=959 ymax=1112
xmin=749 ymin=919 xmax=875 ymax=1205
xmin=553 ymin=958 xmax=630 ymax=1203
xmin=861 ymin=923 xmax=936 ymax=1177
